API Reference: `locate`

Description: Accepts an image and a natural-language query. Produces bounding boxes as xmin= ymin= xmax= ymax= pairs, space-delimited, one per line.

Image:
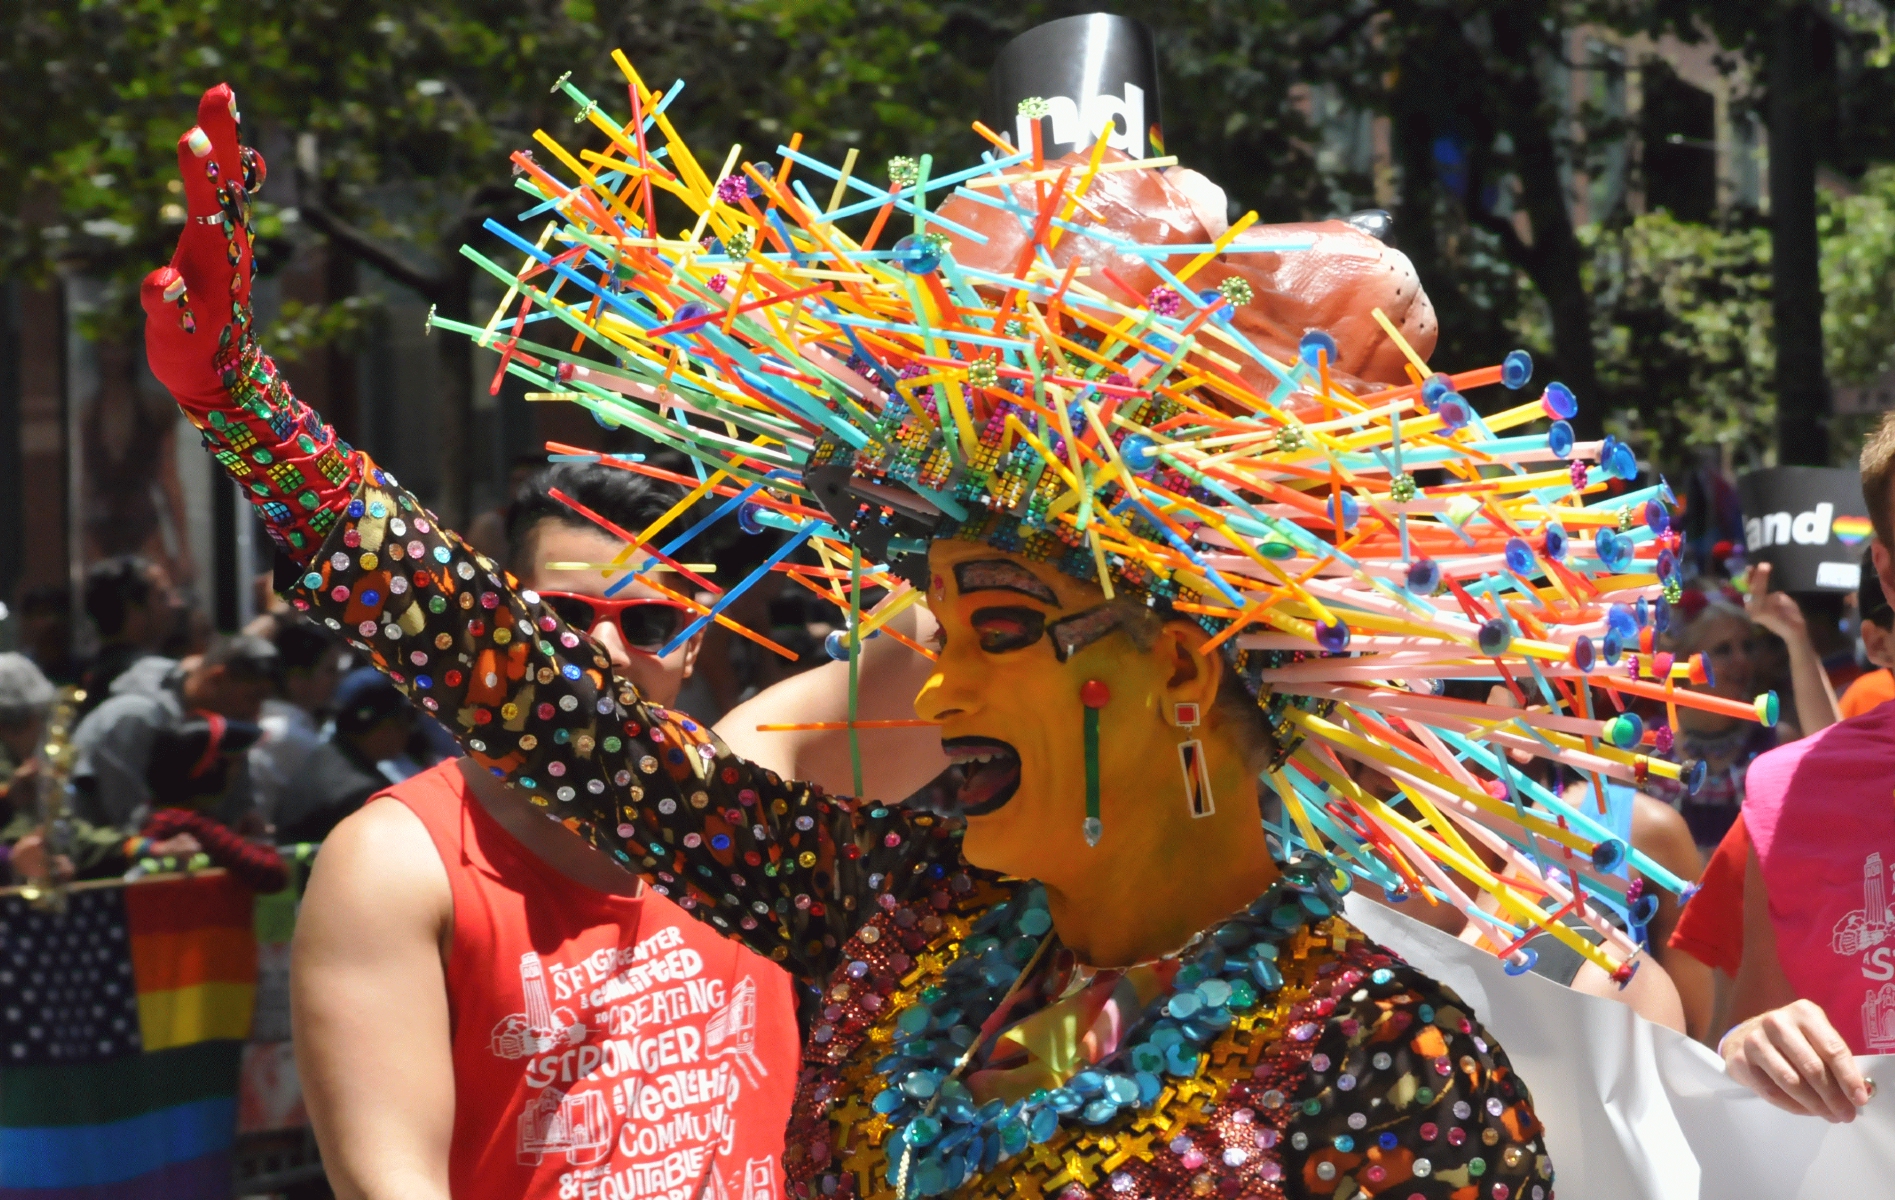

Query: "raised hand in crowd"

xmin=1742 ymin=562 xmax=1841 ymax=738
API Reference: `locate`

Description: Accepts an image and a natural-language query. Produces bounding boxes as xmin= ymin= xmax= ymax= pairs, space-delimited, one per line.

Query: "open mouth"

xmin=941 ymin=737 xmax=1022 ymax=816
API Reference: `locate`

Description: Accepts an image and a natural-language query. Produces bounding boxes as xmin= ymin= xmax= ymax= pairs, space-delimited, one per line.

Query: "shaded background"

xmin=5 ymin=0 xmax=1895 ymax=645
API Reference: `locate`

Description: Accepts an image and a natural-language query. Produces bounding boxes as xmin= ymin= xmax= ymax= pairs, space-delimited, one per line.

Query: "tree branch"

xmin=299 ymin=198 xmax=447 ymax=302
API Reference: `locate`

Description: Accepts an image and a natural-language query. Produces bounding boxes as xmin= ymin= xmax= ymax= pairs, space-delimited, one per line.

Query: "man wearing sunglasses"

xmin=294 ymin=462 xmax=808 ymax=1200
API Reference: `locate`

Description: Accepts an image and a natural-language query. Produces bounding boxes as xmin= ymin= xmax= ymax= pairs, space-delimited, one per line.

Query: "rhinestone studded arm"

xmin=281 ymin=473 xmax=963 ymax=984
xmin=1280 ymin=958 xmax=1552 ymax=1199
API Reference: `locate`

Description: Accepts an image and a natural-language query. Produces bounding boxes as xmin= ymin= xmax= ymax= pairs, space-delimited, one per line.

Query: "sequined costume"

xmin=143 ymin=84 xmax=1562 ymax=1200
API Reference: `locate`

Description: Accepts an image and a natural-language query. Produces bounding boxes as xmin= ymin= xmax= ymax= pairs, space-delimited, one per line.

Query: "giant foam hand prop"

xmin=937 ymin=148 xmax=1436 ymax=395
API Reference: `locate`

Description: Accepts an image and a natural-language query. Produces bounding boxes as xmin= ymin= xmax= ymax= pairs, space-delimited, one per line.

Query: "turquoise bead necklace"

xmin=877 ymin=855 xmax=1352 ymax=1197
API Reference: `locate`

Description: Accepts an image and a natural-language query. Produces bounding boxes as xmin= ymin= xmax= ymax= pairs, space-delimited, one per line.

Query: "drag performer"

xmin=145 ymin=37 xmax=1752 ymax=1196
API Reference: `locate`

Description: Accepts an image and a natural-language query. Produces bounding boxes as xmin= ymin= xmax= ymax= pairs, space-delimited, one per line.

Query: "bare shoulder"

xmin=1631 ymin=793 xmax=1704 ymax=874
xmin=297 ymin=796 xmax=452 ymax=948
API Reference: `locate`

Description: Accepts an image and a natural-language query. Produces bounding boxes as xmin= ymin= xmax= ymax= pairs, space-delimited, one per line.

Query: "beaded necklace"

xmin=874 ymin=856 xmax=1350 ymax=1197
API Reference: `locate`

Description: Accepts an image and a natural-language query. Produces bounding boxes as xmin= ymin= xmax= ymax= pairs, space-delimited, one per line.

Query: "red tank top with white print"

xmin=390 ymin=760 xmax=799 ymax=1200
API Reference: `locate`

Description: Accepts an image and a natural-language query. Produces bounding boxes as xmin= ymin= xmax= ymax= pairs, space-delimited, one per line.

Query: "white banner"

xmin=1344 ymin=895 xmax=1895 ymax=1199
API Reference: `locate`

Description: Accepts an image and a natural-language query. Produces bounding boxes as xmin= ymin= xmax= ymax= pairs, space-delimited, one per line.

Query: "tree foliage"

xmin=5 ymin=0 xmax=1895 ymax=499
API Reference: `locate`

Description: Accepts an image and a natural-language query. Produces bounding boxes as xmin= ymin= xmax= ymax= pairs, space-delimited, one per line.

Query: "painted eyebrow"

xmin=953 ymin=560 xmax=1060 ymax=607
xmin=1048 ymin=604 xmax=1121 ymax=662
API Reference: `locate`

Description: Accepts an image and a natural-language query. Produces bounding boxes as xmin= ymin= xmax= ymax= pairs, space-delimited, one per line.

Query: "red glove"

xmin=143 ymin=806 xmax=289 ymax=894
xmin=140 ymin=85 xmax=362 ymax=562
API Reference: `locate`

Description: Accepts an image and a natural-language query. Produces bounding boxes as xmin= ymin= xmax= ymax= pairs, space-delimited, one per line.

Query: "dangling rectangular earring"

xmin=1173 ymin=702 xmax=1214 ymax=818
xmin=1178 ymin=738 xmax=1215 ymax=818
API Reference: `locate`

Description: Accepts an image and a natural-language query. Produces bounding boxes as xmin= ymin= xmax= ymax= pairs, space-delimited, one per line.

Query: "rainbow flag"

xmin=0 ymin=874 xmax=257 ymax=1200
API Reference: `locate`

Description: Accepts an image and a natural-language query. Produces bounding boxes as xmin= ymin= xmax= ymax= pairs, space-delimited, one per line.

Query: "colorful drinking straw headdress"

xmin=427 ymin=44 xmax=1768 ymax=980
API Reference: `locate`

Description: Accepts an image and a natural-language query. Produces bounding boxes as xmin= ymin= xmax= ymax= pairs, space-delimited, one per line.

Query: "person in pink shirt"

xmin=1718 ymin=416 xmax=1895 ymax=1122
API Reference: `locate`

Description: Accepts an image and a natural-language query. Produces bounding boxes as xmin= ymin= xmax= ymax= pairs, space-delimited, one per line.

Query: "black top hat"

xmin=984 ymin=14 xmax=1163 ymax=161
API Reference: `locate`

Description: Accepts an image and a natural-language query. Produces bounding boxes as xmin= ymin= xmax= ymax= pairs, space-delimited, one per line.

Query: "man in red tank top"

xmin=291 ymin=464 xmax=938 ymax=1200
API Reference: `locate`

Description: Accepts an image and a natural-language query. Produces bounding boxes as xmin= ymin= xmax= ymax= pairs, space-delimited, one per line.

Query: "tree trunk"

xmin=1769 ymin=2 xmax=1831 ymax=466
xmin=1486 ymin=8 xmax=1603 ymax=442
xmin=433 ymin=249 xmax=476 ymax=529
xmin=1389 ymin=58 xmax=1445 ymax=318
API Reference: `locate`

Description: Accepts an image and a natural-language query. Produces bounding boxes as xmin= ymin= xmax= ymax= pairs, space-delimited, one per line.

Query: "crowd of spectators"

xmin=9 ymin=442 xmax=1895 ymax=1124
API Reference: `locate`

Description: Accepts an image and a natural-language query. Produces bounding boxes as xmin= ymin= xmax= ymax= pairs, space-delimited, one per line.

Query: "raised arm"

xmin=140 ymin=85 xmax=963 ymax=985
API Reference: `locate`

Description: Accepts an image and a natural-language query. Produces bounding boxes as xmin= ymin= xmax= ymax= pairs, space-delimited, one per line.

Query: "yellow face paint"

xmin=916 ymin=540 xmax=1212 ymax=881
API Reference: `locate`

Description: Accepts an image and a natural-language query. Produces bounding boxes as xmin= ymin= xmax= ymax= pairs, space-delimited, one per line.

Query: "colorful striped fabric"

xmin=0 ymin=874 xmax=258 ymax=1200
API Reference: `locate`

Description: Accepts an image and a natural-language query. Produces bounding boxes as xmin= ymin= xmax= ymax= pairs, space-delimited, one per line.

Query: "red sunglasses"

xmin=539 ymin=592 xmax=697 ymax=652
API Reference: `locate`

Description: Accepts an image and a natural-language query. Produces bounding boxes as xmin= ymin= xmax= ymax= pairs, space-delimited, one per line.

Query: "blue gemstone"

xmin=1164 ymin=1043 xmax=1199 ymax=1074
xmin=1334 ymin=1134 xmax=1355 ymax=1153
xmin=1685 ymin=758 xmax=1708 ymax=795
xmin=825 ymin=629 xmax=851 ymax=661
xmin=1251 ymin=959 xmax=1284 ymax=990
xmin=671 ymin=301 xmax=711 ymax=326
xmin=1327 ymin=493 xmax=1359 ymax=530
xmin=1541 ymin=382 xmax=1578 ymax=419
xmin=1299 ymin=329 xmax=1339 ymax=367
xmin=899 ymin=1066 xmax=937 ymax=1094
xmin=1149 ymin=1025 xmax=1184 ymax=1050
xmin=348 ymin=499 xmax=365 ymax=518
xmin=1166 ymin=992 xmax=1202 ymax=1020
xmin=1477 ymin=618 xmax=1512 ymax=656
xmin=562 ymin=663 xmax=582 ymax=680
xmin=1118 ymin=434 xmax=1159 ymax=472
xmin=938 ymin=1123 xmax=974 ymax=1153
xmin=1196 ymin=289 xmax=1236 ymax=321
xmin=1547 ymin=419 xmax=1575 ymax=458
xmin=302 ymin=572 xmax=323 ymax=589
xmin=904 ymin=1117 xmax=942 ymax=1147
xmin=1405 ymin=557 xmax=1441 ymax=595
xmin=1017 ymin=908 xmax=1052 ymax=936
xmin=1504 ymin=537 xmax=1535 ymax=575
xmin=1543 ymin=523 xmax=1568 ymax=561
xmin=999 ymin=1118 xmax=1029 ymax=1155
xmin=1644 ymin=499 xmax=1670 ymax=534
xmin=892 ymin=234 xmax=943 ymax=275
xmin=1436 ymin=394 xmax=1472 ymax=432
xmin=1631 ymin=893 xmax=1660 ymax=925
xmin=1195 ymin=979 xmax=1233 ymax=1008
xmin=1134 ymin=1071 xmax=1163 ymax=1102
xmin=1501 ymin=349 xmax=1533 ymax=389
xmin=416 ymin=675 xmax=433 ymax=690
xmin=1603 ymin=631 xmax=1624 ymax=666
xmin=1082 ymin=1098 xmax=1118 ymax=1124
xmin=1104 ymin=1075 xmax=1140 ymax=1104
xmin=1028 ymin=1107 xmax=1059 ymax=1144
xmin=1315 ymin=619 xmax=1351 ymax=654
xmin=1421 ymin=374 xmax=1456 ymax=410
xmin=1607 ymin=605 xmax=1637 ymax=639
xmin=1592 ymin=838 xmax=1627 ymax=872
xmin=1570 ymin=636 xmax=1594 ymax=673
xmin=873 ymin=1089 xmax=906 ymax=1114
xmin=1070 ymin=1071 xmax=1106 ymax=1098
xmin=1130 ymin=1043 xmax=1165 ymax=1073
xmin=737 ymin=502 xmax=766 ymax=535
xmin=1380 ymin=1131 xmax=1401 ymax=1150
